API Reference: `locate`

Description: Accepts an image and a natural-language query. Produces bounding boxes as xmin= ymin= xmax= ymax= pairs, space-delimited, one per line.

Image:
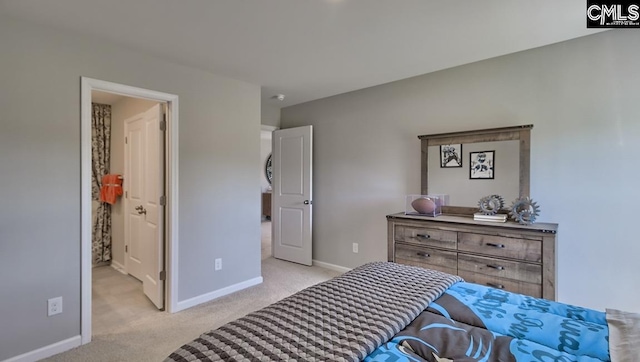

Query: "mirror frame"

xmin=419 ymin=124 xmax=533 ymax=215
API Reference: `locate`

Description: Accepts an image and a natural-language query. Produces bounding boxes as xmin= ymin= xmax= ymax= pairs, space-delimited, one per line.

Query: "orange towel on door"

xmin=99 ymin=174 xmax=123 ymax=205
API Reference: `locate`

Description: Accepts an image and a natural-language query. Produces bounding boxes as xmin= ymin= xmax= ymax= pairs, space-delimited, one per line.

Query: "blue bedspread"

xmin=366 ymin=282 xmax=610 ymax=362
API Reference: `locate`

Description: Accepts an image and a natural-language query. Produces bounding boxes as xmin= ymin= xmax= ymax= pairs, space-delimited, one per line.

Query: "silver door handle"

xmin=303 ymin=200 xmax=312 ymax=205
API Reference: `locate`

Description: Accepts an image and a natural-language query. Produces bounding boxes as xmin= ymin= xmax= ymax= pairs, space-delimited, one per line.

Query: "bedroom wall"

xmin=261 ymin=102 xmax=281 ymax=128
xmin=0 ymin=16 xmax=261 ymax=361
xmin=281 ymin=29 xmax=640 ymax=313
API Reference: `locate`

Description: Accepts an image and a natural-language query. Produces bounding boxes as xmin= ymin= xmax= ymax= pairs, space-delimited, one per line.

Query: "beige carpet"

xmin=261 ymin=220 xmax=272 ymax=259
xmin=44 ymin=221 xmax=339 ymax=362
xmin=91 ymin=265 xmax=159 ymax=337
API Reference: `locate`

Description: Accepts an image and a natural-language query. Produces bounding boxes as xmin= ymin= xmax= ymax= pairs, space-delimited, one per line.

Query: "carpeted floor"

xmin=43 ymin=221 xmax=339 ymax=362
xmin=261 ymin=219 xmax=272 ymax=259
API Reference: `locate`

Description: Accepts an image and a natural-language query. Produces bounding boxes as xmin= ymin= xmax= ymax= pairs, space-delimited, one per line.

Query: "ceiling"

xmin=1 ymin=0 xmax=604 ymax=108
xmin=91 ymin=91 xmax=126 ymax=105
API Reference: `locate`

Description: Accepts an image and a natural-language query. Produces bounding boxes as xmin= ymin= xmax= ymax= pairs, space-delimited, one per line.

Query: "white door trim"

xmin=261 ymin=125 xmax=278 ymax=132
xmin=80 ymin=77 xmax=180 ymax=345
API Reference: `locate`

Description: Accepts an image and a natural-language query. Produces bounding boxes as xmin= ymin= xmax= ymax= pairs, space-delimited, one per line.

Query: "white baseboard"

xmin=312 ymin=260 xmax=352 ymax=273
xmin=175 ymin=276 xmax=263 ymax=312
xmin=4 ymin=336 xmax=81 ymax=362
xmin=110 ymin=260 xmax=126 ymax=274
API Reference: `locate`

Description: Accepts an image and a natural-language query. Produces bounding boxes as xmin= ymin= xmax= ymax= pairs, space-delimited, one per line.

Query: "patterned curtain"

xmin=92 ymin=103 xmax=112 ymax=264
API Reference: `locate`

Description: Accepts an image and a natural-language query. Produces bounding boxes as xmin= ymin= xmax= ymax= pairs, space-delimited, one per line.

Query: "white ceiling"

xmin=91 ymin=91 xmax=125 ymax=105
xmin=1 ymin=0 xmax=604 ymax=108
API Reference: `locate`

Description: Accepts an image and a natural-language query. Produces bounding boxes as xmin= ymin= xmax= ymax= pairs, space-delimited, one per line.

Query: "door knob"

xmin=135 ymin=205 xmax=147 ymax=215
xmin=303 ymin=200 xmax=312 ymax=205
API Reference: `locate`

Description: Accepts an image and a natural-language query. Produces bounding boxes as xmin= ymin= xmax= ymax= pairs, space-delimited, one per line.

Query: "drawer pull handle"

xmin=416 ymin=252 xmax=430 ymax=258
xmin=486 ymin=243 xmax=505 ymax=248
xmin=416 ymin=234 xmax=431 ymax=239
xmin=487 ymin=264 xmax=505 ymax=270
xmin=486 ymin=282 xmax=505 ymax=289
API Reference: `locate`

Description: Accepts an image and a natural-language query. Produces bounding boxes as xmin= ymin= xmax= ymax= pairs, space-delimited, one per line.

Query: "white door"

xmin=272 ymin=126 xmax=313 ymax=266
xmin=124 ymin=104 xmax=165 ymax=309
xmin=125 ymin=115 xmax=145 ymax=281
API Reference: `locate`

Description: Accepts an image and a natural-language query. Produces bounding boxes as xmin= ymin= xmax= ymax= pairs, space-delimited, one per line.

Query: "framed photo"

xmin=440 ymin=144 xmax=463 ymax=168
xmin=470 ymin=150 xmax=494 ymax=179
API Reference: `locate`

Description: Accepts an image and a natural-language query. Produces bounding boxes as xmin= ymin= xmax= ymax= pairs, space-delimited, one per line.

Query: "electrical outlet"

xmin=352 ymin=243 xmax=359 ymax=253
xmin=48 ymin=297 xmax=63 ymax=316
xmin=214 ymin=258 xmax=222 ymax=271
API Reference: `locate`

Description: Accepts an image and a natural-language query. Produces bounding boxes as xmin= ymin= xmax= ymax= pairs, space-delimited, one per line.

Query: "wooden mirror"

xmin=419 ymin=124 xmax=532 ymax=215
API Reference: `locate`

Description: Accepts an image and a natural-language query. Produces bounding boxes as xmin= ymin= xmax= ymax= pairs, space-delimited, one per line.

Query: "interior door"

xmin=272 ymin=126 xmax=313 ymax=266
xmin=124 ymin=104 xmax=165 ymax=309
xmin=125 ymin=114 xmax=145 ymax=281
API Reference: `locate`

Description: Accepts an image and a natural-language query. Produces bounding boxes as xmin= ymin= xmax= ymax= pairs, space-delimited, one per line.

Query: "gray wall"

xmin=282 ymin=30 xmax=640 ymax=313
xmin=0 ymin=16 xmax=261 ymax=360
xmin=261 ymin=103 xmax=281 ymax=128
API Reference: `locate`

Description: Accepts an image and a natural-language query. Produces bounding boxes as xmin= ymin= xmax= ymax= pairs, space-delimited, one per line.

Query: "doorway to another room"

xmin=90 ymin=90 xmax=165 ymax=335
xmin=261 ymin=126 xmax=275 ymax=260
xmin=81 ymin=77 xmax=179 ymax=345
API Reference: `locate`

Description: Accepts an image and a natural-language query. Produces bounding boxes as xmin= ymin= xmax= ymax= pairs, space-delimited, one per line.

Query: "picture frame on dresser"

xmin=469 ymin=150 xmax=494 ymax=179
xmin=440 ymin=144 xmax=463 ymax=168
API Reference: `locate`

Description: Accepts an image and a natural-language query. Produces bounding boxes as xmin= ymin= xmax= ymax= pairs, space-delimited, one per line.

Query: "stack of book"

xmin=473 ymin=212 xmax=507 ymax=223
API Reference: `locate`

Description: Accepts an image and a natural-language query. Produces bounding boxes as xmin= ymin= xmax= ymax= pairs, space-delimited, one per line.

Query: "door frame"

xmin=80 ymin=77 xmax=180 ymax=344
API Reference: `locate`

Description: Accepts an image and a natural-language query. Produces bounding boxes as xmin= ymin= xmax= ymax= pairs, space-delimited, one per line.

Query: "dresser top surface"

xmin=387 ymin=212 xmax=558 ymax=233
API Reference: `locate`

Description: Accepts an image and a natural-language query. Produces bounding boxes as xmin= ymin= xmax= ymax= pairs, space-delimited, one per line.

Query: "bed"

xmin=165 ymin=262 xmax=638 ymax=362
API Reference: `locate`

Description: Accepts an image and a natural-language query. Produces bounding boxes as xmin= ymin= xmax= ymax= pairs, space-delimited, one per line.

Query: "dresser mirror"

xmin=419 ymin=125 xmax=532 ymax=215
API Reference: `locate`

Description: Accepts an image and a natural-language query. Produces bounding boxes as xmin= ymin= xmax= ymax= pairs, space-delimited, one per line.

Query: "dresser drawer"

xmin=396 ymin=260 xmax=457 ymax=276
xmin=457 ymin=253 xmax=541 ymax=284
xmin=395 ymin=226 xmax=457 ymax=250
xmin=395 ymin=243 xmax=457 ymax=273
xmin=458 ymin=270 xmax=542 ymax=298
xmin=458 ymin=232 xmax=541 ymax=262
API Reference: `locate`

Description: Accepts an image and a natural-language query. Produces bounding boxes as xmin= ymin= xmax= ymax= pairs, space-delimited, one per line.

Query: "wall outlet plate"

xmin=352 ymin=243 xmax=359 ymax=253
xmin=214 ymin=258 xmax=222 ymax=271
xmin=48 ymin=297 xmax=63 ymax=316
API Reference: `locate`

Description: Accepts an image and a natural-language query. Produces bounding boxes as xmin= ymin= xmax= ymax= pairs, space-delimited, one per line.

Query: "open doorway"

xmin=261 ymin=126 xmax=277 ymax=260
xmin=81 ymin=77 xmax=179 ymax=345
xmin=90 ymin=91 xmax=164 ymax=335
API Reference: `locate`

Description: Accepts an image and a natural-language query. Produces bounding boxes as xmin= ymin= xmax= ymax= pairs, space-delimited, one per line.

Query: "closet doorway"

xmin=81 ymin=77 xmax=179 ymax=345
xmin=92 ymin=91 xmax=166 ymax=328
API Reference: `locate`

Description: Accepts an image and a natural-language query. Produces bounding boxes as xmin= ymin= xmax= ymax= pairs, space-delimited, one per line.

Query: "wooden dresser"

xmin=387 ymin=213 xmax=558 ymax=300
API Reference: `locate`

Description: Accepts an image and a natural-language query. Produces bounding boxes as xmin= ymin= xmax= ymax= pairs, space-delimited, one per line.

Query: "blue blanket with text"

xmin=366 ymin=282 xmax=610 ymax=362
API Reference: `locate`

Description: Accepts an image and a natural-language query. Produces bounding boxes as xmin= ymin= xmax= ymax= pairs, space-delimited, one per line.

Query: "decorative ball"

xmin=411 ymin=197 xmax=436 ymax=214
